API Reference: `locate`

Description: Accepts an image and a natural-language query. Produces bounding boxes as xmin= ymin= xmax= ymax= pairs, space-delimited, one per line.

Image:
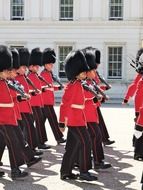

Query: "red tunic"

xmin=15 ymin=75 xmax=32 ymax=114
xmin=124 ymin=73 xmax=141 ymax=102
xmin=84 ymin=80 xmax=99 ymax=123
xmin=9 ymin=86 xmax=22 ymax=120
xmin=27 ymin=72 xmax=44 ymax=107
xmin=59 ymin=80 xmax=86 ymax=127
xmin=134 ymin=78 xmax=143 ymax=113
xmin=0 ymin=80 xmax=17 ymax=126
xmin=40 ymin=70 xmax=59 ymax=106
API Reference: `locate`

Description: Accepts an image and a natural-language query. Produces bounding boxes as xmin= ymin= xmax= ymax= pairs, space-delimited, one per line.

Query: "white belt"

xmin=0 ymin=102 xmax=14 ymax=108
xmin=71 ymin=104 xmax=84 ymax=109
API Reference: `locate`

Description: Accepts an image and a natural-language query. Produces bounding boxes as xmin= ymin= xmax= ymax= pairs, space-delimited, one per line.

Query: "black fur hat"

xmin=82 ymin=47 xmax=97 ymax=70
xmin=65 ymin=50 xmax=89 ymax=81
xmin=0 ymin=45 xmax=13 ymax=72
xmin=42 ymin=48 xmax=56 ymax=65
xmin=95 ymin=49 xmax=101 ymax=64
xmin=18 ymin=47 xmax=30 ymax=67
xmin=29 ymin=47 xmax=42 ymax=66
xmin=10 ymin=48 xmax=20 ymax=69
xmin=136 ymin=48 xmax=143 ymax=63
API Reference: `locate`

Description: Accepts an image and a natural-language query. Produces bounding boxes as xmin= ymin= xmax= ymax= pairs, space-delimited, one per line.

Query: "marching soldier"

xmin=40 ymin=48 xmax=66 ymax=144
xmin=59 ymin=50 xmax=97 ymax=181
xmin=27 ymin=47 xmax=50 ymax=149
xmin=82 ymin=47 xmax=112 ymax=169
xmin=0 ymin=45 xmax=29 ymax=179
xmin=92 ymin=48 xmax=115 ymax=146
xmin=16 ymin=48 xmax=43 ymax=154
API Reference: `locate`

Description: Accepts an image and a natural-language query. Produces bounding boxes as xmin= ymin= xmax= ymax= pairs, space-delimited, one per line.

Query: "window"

xmin=10 ymin=45 xmax=24 ymax=50
xmin=108 ymin=47 xmax=123 ymax=79
xmin=11 ymin=0 xmax=24 ymax=20
xmin=60 ymin=0 xmax=73 ymax=21
xmin=109 ymin=0 xmax=123 ymax=20
xmin=58 ymin=46 xmax=73 ymax=78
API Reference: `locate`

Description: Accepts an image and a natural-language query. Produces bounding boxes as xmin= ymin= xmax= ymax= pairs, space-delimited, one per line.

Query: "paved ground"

xmin=0 ymin=104 xmax=142 ymax=190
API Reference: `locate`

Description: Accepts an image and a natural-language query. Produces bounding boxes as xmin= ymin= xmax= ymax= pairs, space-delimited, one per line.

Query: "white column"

xmin=30 ymin=0 xmax=40 ymax=20
xmin=25 ymin=0 xmax=31 ymax=20
xmin=42 ymin=0 xmax=52 ymax=20
xmin=0 ymin=0 xmax=3 ymax=20
xmin=78 ymin=0 xmax=89 ymax=21
xmin=3 ymin=0 xmax=10 ymax=20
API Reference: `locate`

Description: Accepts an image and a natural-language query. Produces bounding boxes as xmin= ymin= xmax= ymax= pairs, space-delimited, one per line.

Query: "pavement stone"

xmin=0 ymin=104 xmax=142 ymax=190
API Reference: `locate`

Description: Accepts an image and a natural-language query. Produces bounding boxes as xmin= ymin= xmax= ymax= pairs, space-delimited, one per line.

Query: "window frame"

xmin=59 ymin=0 xmax=73 ymax=21
xmin=107 ymin=46 xmax=123 ymax=79
xmin=58 ymin=45 xmax=73 ymax=78
xmin=11 ymin=0 xmax=24 ymax=20
xmin=109 ymin=0 xmax=123 ymax=20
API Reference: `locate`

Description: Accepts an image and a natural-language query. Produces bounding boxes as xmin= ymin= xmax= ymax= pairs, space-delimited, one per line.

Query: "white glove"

xmin=134 ymin=129 xmax=143 ymax=139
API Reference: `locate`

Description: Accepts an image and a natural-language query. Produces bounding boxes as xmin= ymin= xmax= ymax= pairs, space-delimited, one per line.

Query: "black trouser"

xmin=87 ymin=122 xmax=104 ymax=163
xmin=0 ymin=125 xmax=27 ymax=169
xmin=0 ymin=126 xmax=35 ymax=168
xmin=141 ymin=172 xmax=143 ymax=183
xmin=32 ymin=106 xmax=48 ymax=145
xmin=19 ymin=113 xmax=38 ymax=149
xmin=97 ymin=107 xmax=110 ymax=142
xmin=134 ymin=134 xmax=143 ymax=156
xmin=43 ymin=105 xmax=63 ymax=141
xmin=61 ymin=127 xmax=92 ymax=175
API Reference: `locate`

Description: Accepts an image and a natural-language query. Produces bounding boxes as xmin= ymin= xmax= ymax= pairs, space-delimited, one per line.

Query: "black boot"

xmin=11 ymin=168 xmax=28 ymax=180
xmin=103 ymin=139 xmax=115 ymax=146
xmin=94 ymin=161 xmax=112 ymax=169
xmin=34 ymin=149 xmax=43 ymax=156
xmin=61 ymin=173 xmax=78 ymax=180
xmin=79 ymin=172 xmax=98 ymax=181
xmin=38 ymin=144 xmax=51 ymax=149
xmin=27 ymin=156 xmax=42 ymax=167
xmin=57 ymin=138 xmax=66 ymax=145
xmin=0 ymin=171 xmax=5 ymax=177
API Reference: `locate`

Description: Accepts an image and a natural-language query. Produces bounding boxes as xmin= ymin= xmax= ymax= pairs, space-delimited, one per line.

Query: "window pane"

xmin=109 ymin=0 xmax=123 ymax=20
xmin=60 ymin=0 xmax=73 ymax=20
xmin=58 ymin=46 xmax=73 ymax=78
xmin=108 ymin=47 xmax=123 ymax=79
xmin=11 ymin=0 xmax=24 ymax=20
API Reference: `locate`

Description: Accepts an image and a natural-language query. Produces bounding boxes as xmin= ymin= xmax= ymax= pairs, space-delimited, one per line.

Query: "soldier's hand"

xmin=59 ymin=123 xmax=66 ymax=133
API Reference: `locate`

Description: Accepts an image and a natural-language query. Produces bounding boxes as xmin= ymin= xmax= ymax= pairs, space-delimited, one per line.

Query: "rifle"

xmin=7 ymin=80 xmax=29 ymax=99
xmin=96 ymin=71 xmax=111 ymax=90
xmin=51 ymin=72 xmax=64 ymax=89
xmin=37 ymin=75 xmax=51 ymax=88
xmin=25 ymin=76 xmax=41 ymax=94
xmin=91 ymin=79 xmax=109 ymax=100
xmin=81 ymin=80 xmax=102 ymax=100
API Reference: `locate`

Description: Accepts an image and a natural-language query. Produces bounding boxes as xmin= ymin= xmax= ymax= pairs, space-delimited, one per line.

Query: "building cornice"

xmin=0 ymin=20 xmax=142 ymax=29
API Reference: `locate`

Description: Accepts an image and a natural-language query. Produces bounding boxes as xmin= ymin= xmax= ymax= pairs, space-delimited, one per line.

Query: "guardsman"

xmin=83 ymin=47 xmax=112 ymax=169
xmin=59 ymin=50 xmax=97 ymax=181
xmin=40 ymin=48 xmax=66 ymax=144
xmin=0 ymin=45 xmax=28 ymax=180
xmin=27 ymin=47 xmax=50 ymax=149
xmin=16 ymin=48 xmax=43 ymax=154
xmin=92 ymin=48 xmax=115 ymax=146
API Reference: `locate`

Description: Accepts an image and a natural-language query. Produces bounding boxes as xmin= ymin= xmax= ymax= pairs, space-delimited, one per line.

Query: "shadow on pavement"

xmin=0 ymin=144 xmax=137 ymax=190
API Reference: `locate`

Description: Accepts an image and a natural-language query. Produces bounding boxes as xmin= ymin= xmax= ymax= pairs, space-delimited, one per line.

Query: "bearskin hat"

xmin=42 ymin=48 xmax=56 ymax=65
xmin=65 ymin=50 xmax=89 ymax=81
xmin=18 ymin=47 xmax=30 ymax=67
xmin=10 ymin=48 xmax=20 ymax=69
xmin=0 ymin=45 xmax=13 ymax=72
xmin=29 ymin=47 xmax=42 ymax=66
xmin=136 ymin=48 xmax=143 ymax=63
xmin=82 ymin=47 xmax=97 ymax=70
xmin=95 ymin=49 xmax=101 ymax=64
